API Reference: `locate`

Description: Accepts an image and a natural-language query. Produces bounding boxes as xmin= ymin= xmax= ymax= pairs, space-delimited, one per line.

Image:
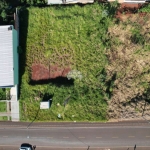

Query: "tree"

xmin=0 ymin=0 xmax=9 ymax=22
xmin=1 ymin=9 xmax=7 ymax=20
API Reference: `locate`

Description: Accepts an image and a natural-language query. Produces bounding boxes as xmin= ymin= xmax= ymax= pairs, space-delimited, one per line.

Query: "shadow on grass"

xmin=18 ymin=8 xmax=29 ymax=98
xmin=30 ymin=77 xmax=74 ymax=87
xmin=42 ymin=93 xmax=53 ymax=101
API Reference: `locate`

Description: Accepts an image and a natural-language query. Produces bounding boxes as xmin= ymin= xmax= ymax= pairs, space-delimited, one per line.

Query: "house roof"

xmin=0 ymin=25 xmax=14 ymax=87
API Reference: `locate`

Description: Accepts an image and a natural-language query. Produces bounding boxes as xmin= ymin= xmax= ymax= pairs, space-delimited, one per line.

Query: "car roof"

xmin=20 ymin=143 xmax=32 ymax=150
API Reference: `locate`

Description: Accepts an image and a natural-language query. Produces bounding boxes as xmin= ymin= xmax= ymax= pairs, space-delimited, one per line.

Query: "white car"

xmin=19 ymin=143 xmax=36 ymax=150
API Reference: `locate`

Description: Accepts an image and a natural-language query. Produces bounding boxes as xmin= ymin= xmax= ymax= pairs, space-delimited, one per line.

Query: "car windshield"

xmin=20 ymin=147 xmax=31 ymax=150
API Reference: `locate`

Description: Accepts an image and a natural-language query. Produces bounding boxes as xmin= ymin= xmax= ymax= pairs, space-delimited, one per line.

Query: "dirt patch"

xmin=115 ymin=3 xmax=148 ymax=21
xmin=31 ymin=64 xmax=49 ymax=81
xmin=107 ymin=12 xmax=150 ymax=120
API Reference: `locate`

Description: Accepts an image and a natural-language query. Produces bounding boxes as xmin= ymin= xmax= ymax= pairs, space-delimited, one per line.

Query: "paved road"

xmin=0 ymin=146 xmax=150 ymax=150
xmin=0 ymin=121 xmax=150 ymax=149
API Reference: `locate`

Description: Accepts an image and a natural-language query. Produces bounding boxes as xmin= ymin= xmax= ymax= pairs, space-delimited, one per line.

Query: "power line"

xmin=64 ymin=124 xmax=90 ymax=149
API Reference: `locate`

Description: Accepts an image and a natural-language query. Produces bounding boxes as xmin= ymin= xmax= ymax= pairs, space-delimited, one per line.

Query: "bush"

xmin=20 ymin=0 xmax=47 ymax=6
xmin=0 ymin=0 xmax=8 ymax=21
xmin=0 ymin=0 xmax=18 ymax=24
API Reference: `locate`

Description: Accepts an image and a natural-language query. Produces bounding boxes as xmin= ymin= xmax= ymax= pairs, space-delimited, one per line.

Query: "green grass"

xmin=0 ymin=116 xmax=7 ymax=121
xmin=19 ymin=3 xmax=118 ymax=121
xmin=0 ymin=102 xmax=7 ymax=112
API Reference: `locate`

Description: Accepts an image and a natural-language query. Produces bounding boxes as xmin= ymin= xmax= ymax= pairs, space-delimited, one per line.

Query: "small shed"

xmin=0 ymin=25 xmax=18 ymax=87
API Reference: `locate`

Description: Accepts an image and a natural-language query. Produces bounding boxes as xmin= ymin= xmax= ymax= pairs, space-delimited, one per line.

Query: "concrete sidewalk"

xmin=10 ymin=86 xmax=19 ymax=121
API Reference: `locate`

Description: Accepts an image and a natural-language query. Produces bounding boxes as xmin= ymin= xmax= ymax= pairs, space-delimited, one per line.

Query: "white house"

xmin=0 ymin=25 xmax=19 ymax=121
xmin=0 ymin=25 xmax=18 ymax=88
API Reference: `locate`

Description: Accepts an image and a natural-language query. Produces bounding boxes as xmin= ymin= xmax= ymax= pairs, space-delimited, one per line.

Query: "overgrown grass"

xmin=19 ymin=2 xmax=118 ymax=121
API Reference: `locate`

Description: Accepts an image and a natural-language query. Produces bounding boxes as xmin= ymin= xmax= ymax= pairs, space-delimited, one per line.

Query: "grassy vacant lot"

xmin=19 ymin=3 xmax=118 ymax=121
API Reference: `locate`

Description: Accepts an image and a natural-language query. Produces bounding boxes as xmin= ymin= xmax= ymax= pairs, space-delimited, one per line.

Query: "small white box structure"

xmin=40 ymin=101 xmax=50 ymax=109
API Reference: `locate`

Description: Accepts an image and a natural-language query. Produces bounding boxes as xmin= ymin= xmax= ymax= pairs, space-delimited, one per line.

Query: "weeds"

xmin=131 ymin=28 xmax=145 ymax=45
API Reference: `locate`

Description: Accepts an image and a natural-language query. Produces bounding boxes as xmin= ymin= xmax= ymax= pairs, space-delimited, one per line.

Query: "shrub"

xmin=0 ymin=1 xmax=8 ymax=21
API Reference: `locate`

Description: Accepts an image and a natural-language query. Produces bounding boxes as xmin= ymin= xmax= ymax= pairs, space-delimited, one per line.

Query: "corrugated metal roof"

xmin=48 ymin=0 xmax=94 ymax=4
xmin=0 ymin=25 xmax=14 ymax=87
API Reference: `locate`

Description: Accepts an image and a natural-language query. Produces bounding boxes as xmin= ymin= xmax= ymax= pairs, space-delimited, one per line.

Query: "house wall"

xmin=13 ymin=29 xmax=18 ymax=85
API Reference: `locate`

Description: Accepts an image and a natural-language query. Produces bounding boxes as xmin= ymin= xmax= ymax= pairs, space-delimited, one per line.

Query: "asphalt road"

xmin=0 ymin=121 xmax=150 ymax=149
